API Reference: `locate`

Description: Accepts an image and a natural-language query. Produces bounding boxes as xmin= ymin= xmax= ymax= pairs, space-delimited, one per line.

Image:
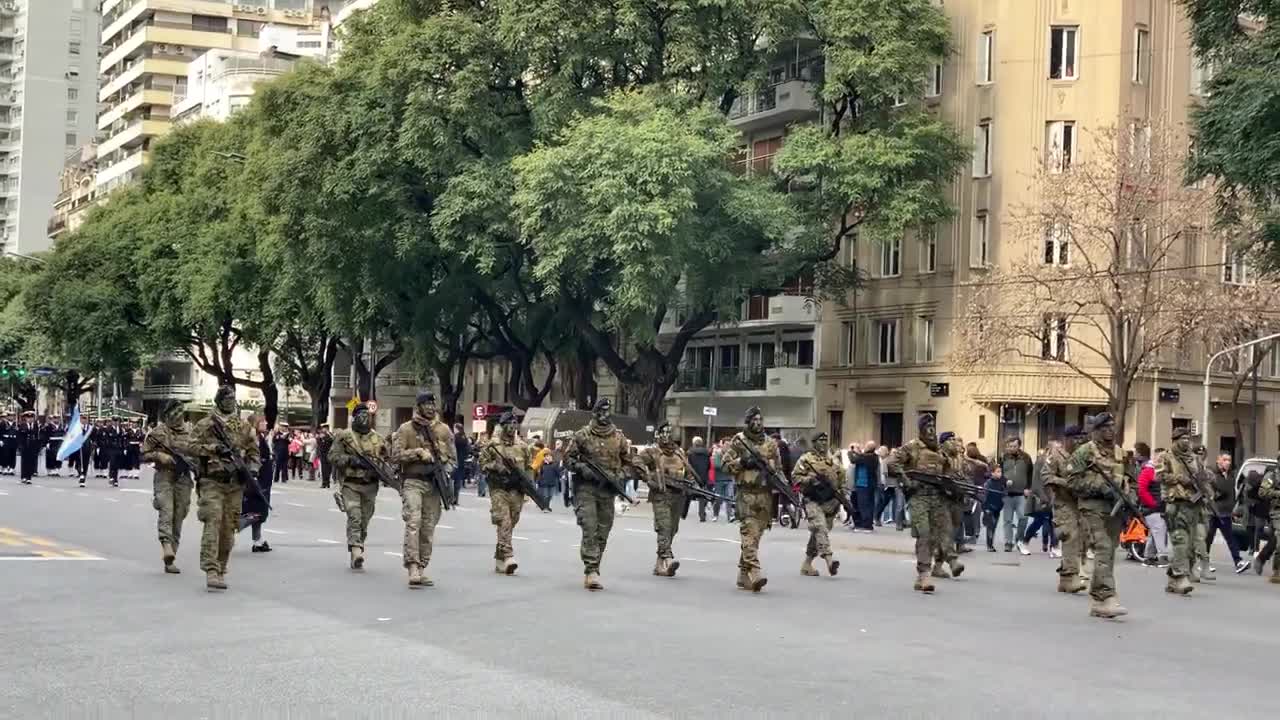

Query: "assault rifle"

xmin=811 ymin=467 xmax=856 ymax=519
xmin=148 ymin=434 xmax=197 ymax=482
xmin=903 ymin=470 xmax=987 ymax=500
xmin=732 ymin=437 xmax=804 ymax=516
xmin=493 ymin=448 xmax=552 ymax=511
xmin=412 ymin=425 xmax=455 ymax=511
xmin=208 ymin=414 xmax=271 ymax=511
xmin=576 ymin=456 xmax=638 ymax=504
xmin=652 ymin=460 xmax=730 ymax=504
xmin=339 ymin=434 xmax=400 ymax=491
xmin=1087 ymin=462 xmax=1149 ymax=532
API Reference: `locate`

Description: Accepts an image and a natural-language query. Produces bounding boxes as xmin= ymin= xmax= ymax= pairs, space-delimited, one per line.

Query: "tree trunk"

xmin=308 ymin=391 xmax=329 ymax=430
xmin=257 ymin=349 xmax=278 ymax=428
xmin=1109 ymin=381 xmax=1130 ymax=446
xmin=434 ymin=361 xmax=463 ymax=424
xmin=566 ymin=342 xmax=598 ymax=410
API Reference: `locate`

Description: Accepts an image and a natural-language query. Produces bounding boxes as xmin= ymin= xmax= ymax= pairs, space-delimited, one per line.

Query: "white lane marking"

xmin=454 ymin=507 xmax=476 ymax=512
xmin=714 ymin=538 xmax=742 ymax=544
xmin=0 ymin=556 xmax=105 ymax=562
xmin=103 ymin=497 xmax=120 ymax=503
xmin=0 ymin=490 xmax=8 ymax=496
xmin=540 ymin=539 xmax=550 ymax=544
xmin=624 ymin=528 xmax=647 ymax=534
xmin=556 ymin=520 xmax=574 ymax=526
xmin=384 ymin=551 xmax=403 ymax=558
xmin=317 ymin=539 xmax=341 ymax=544
xmin=374 ymin=515 xmax=395 ymax=521
xmin=679 ymin=557 xmax=709 ymax=563
xmin=328 ymin=508 xmax=342 ymax=513
xmin=570 ymin=544 xmax=580 ymax=549
xmin=119 ymin=488 xmax=149 ymax=494
xmin=513 ymin=535 xmax=529 ymax=541
xmin=76 ymin=492 xmax=89 ymax=497
xmin=377 ymin=617 xmax=391 ymax=622
xmin=263 ymin=529 xmax=287 ymax=535
xmin=286 ymin=502 xmax=306 ymax=508
xmin=437 ymin=524 xmax=454 ymax=530
xmin=51 ymin=488 xmax=65 ymax=493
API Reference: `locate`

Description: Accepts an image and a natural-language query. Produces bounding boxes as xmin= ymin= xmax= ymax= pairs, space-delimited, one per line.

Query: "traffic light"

xmin=0 ymin=367 xmax=8 ymax=378
xmin=15 ymin=367 xmax=25 ymax=379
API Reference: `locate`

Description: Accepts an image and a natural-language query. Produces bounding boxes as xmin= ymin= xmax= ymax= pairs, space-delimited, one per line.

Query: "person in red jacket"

xmin=1135 ymin=442 xmax=1168 ymax=567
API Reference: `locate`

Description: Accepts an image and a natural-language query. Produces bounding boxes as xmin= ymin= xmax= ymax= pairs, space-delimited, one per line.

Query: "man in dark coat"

xmin=453 ymin=422 xmax=471 ymax=503
xmin=316 ymin=424 xmax=334 ymax=488
xmin=687 ymin=436 xmax=712 ymax=521
xmin=241 ymin=417 xmax=274 ymax=552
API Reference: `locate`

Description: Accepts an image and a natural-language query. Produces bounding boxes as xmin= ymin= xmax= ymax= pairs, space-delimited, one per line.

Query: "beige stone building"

xmin=817 ymin=0 xmax=1279 ymax=458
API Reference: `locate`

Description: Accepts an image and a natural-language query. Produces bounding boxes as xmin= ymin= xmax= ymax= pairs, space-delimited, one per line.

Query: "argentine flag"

xmin=56 ymin=406 xmax=91 ymax=462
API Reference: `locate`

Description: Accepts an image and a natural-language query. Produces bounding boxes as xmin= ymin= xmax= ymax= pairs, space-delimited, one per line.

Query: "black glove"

xmin=217 ymin=446 xmax=234 ymax=460
xmin=739 ymin=454 xmax=759 ymax=471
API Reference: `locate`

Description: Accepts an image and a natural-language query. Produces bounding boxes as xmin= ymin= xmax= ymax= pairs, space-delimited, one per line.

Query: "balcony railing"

xmin=676 ymin=365 xmax=766 ymax=392
xmin=141 ymin=383 xmax=195 ymax=400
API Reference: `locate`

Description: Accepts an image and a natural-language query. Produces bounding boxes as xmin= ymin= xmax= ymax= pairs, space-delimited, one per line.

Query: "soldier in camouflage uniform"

xmin=637 ymin=422 xmax=697 ymax=578
xmin=191 ymin=386 xmax=260 ymax=592
xmin=718 ymin=406 xmax=780 ymax=592
xmin=1045 ymin=425 xmax=1087 ymax=593
xmin=141 ymin=400 xmax=192 ymax=575
xmin=792 ymin=431 xmax=845 ymax=577
xmin=1190 ymin=444 xmax=1216 ymax=583
xmin=1257 ymin=466 xmax=1280 ymax=584
xmin=565 ymin=398 xmax=637 ymax=591
xmin=391 ymin=392 xmax=456 ymax=588
xmin=1067 ymin=412 xmax=1129 ymax=618
xmin=887 ymin=414 xmax=963 ymax=593
xmin=328 ymin=402 xmax=388 ymax=571
xmin=1158 ymin=427 xmax=1203 ymax=595
xmin=478 ymin=411 xmax=533 ymax=576
xmin=938 ymin=432 xmax=968 ymax=567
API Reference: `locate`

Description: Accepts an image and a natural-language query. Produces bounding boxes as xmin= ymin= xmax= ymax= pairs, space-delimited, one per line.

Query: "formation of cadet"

xmin=887 ymin=414 xmax=964 ymax=593
xmin=1066 ymin=412 xmax=1129 ymax=619
xmin=564 ymin=398 xmax=637 ymax=591
xmin=328 ymin=402 xmax=387 ymax=571
xmin=637 ymin=422 xmax=697 ymax=577
xmin=390 ymin=391 xmax=455 ymax=588
xmin=190 ymin=385 xmax=261 ymax=591
xmin=477 ymin=411 xmax=532 ymax=575
xmin=791 ymin=431 xmax=845 ymax=577
xmin=141 ymin=400 xmax=194 ymax=574
xmin=717 ymin=406 xmax=779 ymax=593
xmin=1044 ymin=425 xmax=1088 ymax=594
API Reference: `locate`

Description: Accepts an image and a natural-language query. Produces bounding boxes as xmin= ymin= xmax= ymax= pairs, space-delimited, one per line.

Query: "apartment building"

xmin=95 ymin=0 xmax=318 ymax=194
xmin=0 ymin=0 xmax=99 ymax=254
xmin=47 ymin=144 xmax=98 ymax=241
xmin=817 ymin=0 xmax=1279 ymax=457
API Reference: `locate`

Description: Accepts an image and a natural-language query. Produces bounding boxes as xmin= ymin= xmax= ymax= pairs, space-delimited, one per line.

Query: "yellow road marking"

xmin=24 ymin=536 xmax=58 ymax=547
xmin=0 ymin=536 xmax=23 ymax=546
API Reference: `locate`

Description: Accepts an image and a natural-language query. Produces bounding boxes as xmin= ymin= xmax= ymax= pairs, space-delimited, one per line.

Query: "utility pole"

xmin=1203 ymin=331 xmax=1280 ymax=454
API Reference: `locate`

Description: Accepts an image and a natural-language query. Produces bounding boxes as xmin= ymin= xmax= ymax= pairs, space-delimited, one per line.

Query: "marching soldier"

xmin=887 ymin=414 xmax=963 ymax=593
xmin=792 ymin=431 xmax=845 ymax=577
xmin=391 ymin=391 xmax=455 ymax=588
xmin=477 ymin=411 xmax=533 ymax=575
xmin=1045 ymin=426 xmax=1088 ymax=593
xmin=1067 ymin=412 xmax=1129 ymax=619
xmin=718 ymin=406 xmax=781 ymax=593
xmin=142 ymin=400 xmax=193 ymax=574
xmin=637 ymin=422 xmax=698 ymax=578
xmin=42 ymin=414 xmax=63 ymax=477
xmin=328 ymin=402 xmax=388 ymax=571
xmin=1256 ymin=465 xmax=1280 ymax=584
xmin=191 ymin=386 xmax=260 ymax=591
xmin=1191 ymin=445 xmax=1216 ymax=583
xmin=564 ymin=398 xmax=637 ymax=591
xmin=1158 ymin=427 xmax=1202 ymax=595
xmin=16 ymin=410 xmax=38 ymax=484
xmin=0 ymin=411 xmax=14 ymax=475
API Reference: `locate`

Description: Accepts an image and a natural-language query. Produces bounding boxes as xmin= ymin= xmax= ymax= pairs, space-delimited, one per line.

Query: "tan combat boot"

xmin=666 ymin=559 xmax=680 ymax=577
xmin=800 ymin=556 xmax=819 ymax=577
xmin=913 ymin=571 xmax=935 ymax=593
xmin=930 ymin=562 xmax=951 ymax=579
xmin=653 ymin=558 xmax=666 ymax=576
xmin=500 ymin=557 xmax=518 ymax=575
xmin=1166 ymin=575 xmax=1193 ymax=595
xmin=1089 ymin=596 xmax=1129 ymax=619
xmin=824 ymin=555 xmax=840 ymax=576
xmin=948 ymin=559 xmax=965 ymax=578
xmin=351 ymin=547 xmax=364 ymax=570
xmin=1269 ymin=574 xmax=1280 ymax=585
xmin=585 ymin=572 xmax=604 ymax=591
xmin=1057 ymin=575 xmax=1086 ymax=594
xmin=736 ymin=569 xmax=748 ymax=589
xmin=205 ymin=571 xmax=226 ymax=591
xmin=161 ymin=541 xmax=175 ymax=565
xmin=746 ymin=569 xmax=767 ymax=593
xmin=407 ymin=563 xmax=423 ymax=588
xmin=1189 ymin=565 xmax=1201 ymax=583
xmin=1200 ymin=560 xmax=1216 ymax=582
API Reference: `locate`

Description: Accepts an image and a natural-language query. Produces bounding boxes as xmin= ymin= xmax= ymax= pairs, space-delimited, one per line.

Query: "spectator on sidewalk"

xmin=981 ymin=460 xmax=1003 ymax=552
xmin=454 ymin=423 xmax=471 ymax=502
xmin=874 ymin=445 xmax=903 ymax=529
xmin=711 ymin=439 xmax=735 ymax=522
xmin=271 ymin=424 xmax=291 ymax=485
xmin=537 ymin=444 xmax=562 ymax=512
xmin=999 ymin=437 xmax=1034 ymax=551
xmin=1135 ymin=442 xmax=1169 ymax=567
xmin=851 ymin=441 xmax=878 ymax=531
xmin=1019 ymin=441 xmax=1059 ymax=556
xmin=1208 ymin=452 xmax=1249 ymax=573
xmin=688 ymin=437 xmax=712 ymax=522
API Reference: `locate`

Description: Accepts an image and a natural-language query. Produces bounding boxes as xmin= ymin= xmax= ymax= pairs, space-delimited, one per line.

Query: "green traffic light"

xmin=0 ymin=368 xmax=8 ymax=378
xmin=15 ymin=368 xmax=25 ymax=379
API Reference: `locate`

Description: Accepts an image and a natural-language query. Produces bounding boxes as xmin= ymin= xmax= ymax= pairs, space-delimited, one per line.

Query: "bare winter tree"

xmin=951 ymin=120 xmax=1275 ymax=442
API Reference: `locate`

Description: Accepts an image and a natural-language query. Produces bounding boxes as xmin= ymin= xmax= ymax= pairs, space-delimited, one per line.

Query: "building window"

xmin=1133 ymin=28 xmax=1150 ymax=84
xmin=876 ymin=319 xmax=900 ymax=365
xmin=1049 ymin=26 xmax=1079 ymax=79
xmin=918 ymin=316 xmax=935 ymax=363
xmin=750 ymin=136 xmax=782 ymax=175
xmin=191 ymin=15 xmax=229 ymax=33
xmin=781 ymin=339 xmax=814 ymax=367
xmin=892 ymin=94 xmax=907 ymax=108
xmin=69 ymin=41 xmax=80 ymax=55
xmin=1042 ymin=314 xmax=1068 ymax=361
xmin=840 ymin=231 xmax=857 ymax=267
xmin=66 ymin=109 xmax=77 ymax=123
xmin=746 ymin=295 xmax=768 ymax=321
xmin=1046 ymin=120 xmax=1075 ymax=173
xmin=1126 ymin=224 xmax=1148 ymax=268
xmin=237 ymin=20 xmax=265 ymax=37
xmin=1044 ymin=222 xmax=1070 ymax=266
xmin=971 ymin=213 xmax=990 ymax=267
xmin=1129 ymin=122 xmax=1152 ymax=172
xmin=1223 ymin=246 xmax=1253 ymax=285
xmin=927 ymin=63 xmax=943 ymax=97
xmin=919 ymin=225 xmax=937 ymax=273
xmin=1191 ymin=52 xmax=1216 ymax=96
xmin=67 ymin=87 xmax=78 ymax=101
xmin=973 ymin=120 xmax=992 ymax=177
xmin=878 ymin=237 xmax=902 ymax=278
xmin=1183 ymin=227 xmax=1201 ymax=271
xmin=978 ymin=30 xmax=994 ymax=84
xmin=1270 ymin=341 xmax=1280 ymax=378
xmin=64 ymin=132 xmax=77 ymax=146
xmin=840 ymin=321 xmax=856 ymax=366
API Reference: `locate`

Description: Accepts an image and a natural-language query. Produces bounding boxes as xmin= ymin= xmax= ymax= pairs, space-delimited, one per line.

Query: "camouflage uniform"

xmin=1191 ymin=461 xmax=1215 ymax=582
xmin=1257 ymin=472 xmax=1280 ymax=582
xmin=718 ymin=428 xmax=781 ymax=592
xmin=565 ymin=416 xmax=635 ymax=589
xmin=328 ymin=427 xmax=388 ymax=567
xmin=391 ymin=408 xmax=455 ymax=587
xmin=939 ymin=436 xmax=966 ymax=562
xmin=141 ymin=419 xmax=193 ymax=573
xmin=478 ymin=432 xmax=533 ymax=574
xmin=1067 ymin=422 xmax=1129 ymax=617
xmin=887 ymin=438 xmax=959 ymax=590
xmin=191 ymin=407 xmax=259 ymax=589
xmin=1158 ymin=448 xmax=1201 ymax=587
xmin=638 ymin=440 xmax=697 ymax=577
xmin=792 ymin=448 xmax=845 ymax=576
xmin=1043 ymin=438 xmax=1086 ymax=592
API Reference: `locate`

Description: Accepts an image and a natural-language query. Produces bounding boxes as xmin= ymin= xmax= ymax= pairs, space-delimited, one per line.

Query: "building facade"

xmin=47 ymin=143 xmax=97 ymax=241
xmin=96 ymin=0 xmax=318 ymax=194
xmin=1 ymin=0 xmax=99 ymax=254
xmin=817 ymin=0 xmax=1280 ymax=458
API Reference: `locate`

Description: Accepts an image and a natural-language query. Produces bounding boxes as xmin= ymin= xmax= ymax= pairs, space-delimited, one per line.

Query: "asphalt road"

xmin=0 ymin=469 xmax=1274 ymax=719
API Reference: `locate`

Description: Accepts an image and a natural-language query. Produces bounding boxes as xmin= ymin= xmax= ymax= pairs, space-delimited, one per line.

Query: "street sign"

xmin=702 ymin=406 xmax=718 ymax=417
xmin=32 ymin=367 xmax=56 ymax=377
xmin=645 ymin=425 xmax=655 ymax=432
xmin=1158 ymin=387 xmax=1180 ymax=403
xmin=367 ymin=400 xmax=379 ymax=414
xmin=928 ymin=382 xmax=949 ymax=398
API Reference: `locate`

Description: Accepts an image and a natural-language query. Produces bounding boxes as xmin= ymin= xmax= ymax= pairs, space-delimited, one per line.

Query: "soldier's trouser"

xmin=1271 ymin=512 xmax=1280 ymax=576
xmin=341 ymin=479 xmax=379 ymax=549
xmin=401 ymin=478 xmax=442 ymax=568
xmin=573 ymin=482 xmax=615 ymax=573
xmin=489 ymin=486 xmax=524 ymax=560
xmin=1192 ymin=505 xmax=1210 ymax=569
xmin=153 ymin=473 xmax=193 ymax=547
xmin=1166 ymin=501 xmax=1198 ymax=578
xmin=804 ymin=498 xmax=839 ymax=558
xmin=736 ymin=487 xmax=772 ymax=572
xmin=1079 ymin=505 xmax=1122 ymax=600
xmin=1050 ymin=488 xmax=1085 ymax=577
xmin=107 ymin=450 xmax=122 ymax=482
xmin=650 ymin=489 xmax=682 ymax=559
xmin=197 ymin=479 xmax=243 ymax=573
xmin=935 ymin=499 xmax=961 ymax=561
xmin=907 ymin=492 xmax=950 ymax=573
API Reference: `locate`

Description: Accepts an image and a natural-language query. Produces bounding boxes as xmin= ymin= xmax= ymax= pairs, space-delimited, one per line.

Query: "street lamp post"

xmin=1201 ymin=331 xmax=1280 ymax=454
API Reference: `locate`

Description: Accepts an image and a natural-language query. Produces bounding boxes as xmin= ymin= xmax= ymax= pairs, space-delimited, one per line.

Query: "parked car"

xmin=1233 ymin=457 xmax=1275 ymax=551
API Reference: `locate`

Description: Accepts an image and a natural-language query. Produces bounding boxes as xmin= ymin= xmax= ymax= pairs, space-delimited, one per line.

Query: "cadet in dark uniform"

xmin=16 ymin=411 xmax=38 ymax=484
xmin=0 ymin=412 xmax=15 ymax=475
xmin=316 ymin=424 xmax=334 ymax=487
xmin=42 ymin=415 xmax=63 ymax=476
